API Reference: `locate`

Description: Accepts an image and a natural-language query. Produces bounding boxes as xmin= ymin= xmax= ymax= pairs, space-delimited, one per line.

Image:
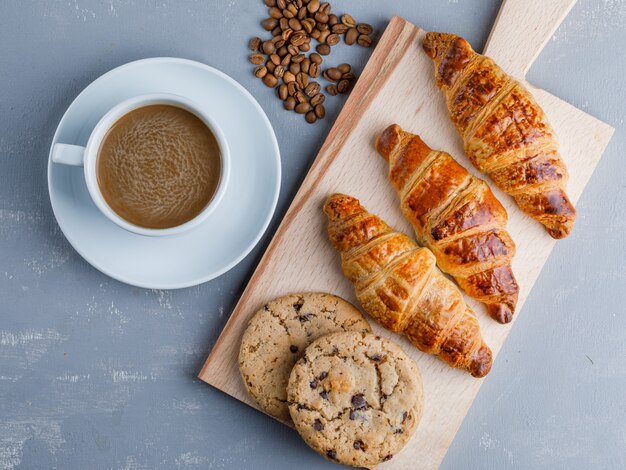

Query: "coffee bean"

xmin=278 ymin=84 xmax=288 ymax=100
xmin=277 ymin=46 xmax=288 ymax=57
xmin=331 ymin=24 xmax=348 ymax=34
xmin=328 ymin=14 xmax=338 ymax=26
xmin=295 ymin=102 xmax=311 ymax=114
xmin=270 ymin=53 xmax=281 ymax=65
xmin=282 ymin=8 xmax=293 ymax=19
xmin=287 ymin=3 xmax=298 ymax=16
xmin=249 ymin=54 xmax=265 ymax=65
xmin=300 ymin=58 xmax=310 ymax=74
xmin=263 ymin=74 xmax=278 ymax=87
xmin=262 ymin=41 xmax=275 ymax=55
xmin=281 ymin=28 xmax=293 ymax=41
xmin=351 ymin=394 xmax=366 ymax=409
xmin=271 ymin=26 xmax=282 ymax=36
xmin=264 ymin=0 xmax=276 ymax=7
xmin=289 ymin=18 xmax=301 ymax=31
xmin=254 ymin=66 xmax=267 ymax=78
xmin=287 ymin=82 xmax=299 ymax=96
xmin=318 ymin=29 xmax=330 ymax=44
xmin=294 ymin=91 xmax=308 ymax=103
xmin=314 ymin=11 xmax=328 ymax=23
xmin=287 ymin=44 xmax=299 ymax=55
xmin=306 ymin=0 xmax=319 ymax=12
xmin=341 ymin=14 xmax=356 ymax=27
xmin=297 ymin=5 xmax=307 ymax=20
xmin=305 ymin=82 xmax=320 ymax=97
xmin=317 ymin=44 xmax=331 ymax=55
xmin=310 ymin=93 xmax=325 ymax=106
xmin=283 ymin=71 xmax=296 ymax=83
xmin=326 ymin=84 xmax=338 ymax=95
xmin=314 ymin=104 xmax=325 ymax=118
xmin=266 ymin=61 xmax=276 ymax=73
xmin=289 ymin=62 xmax=300 ymax=74
xmin=305 ymin=111 xmax=317 ymax=123
xmin=296 ymin=72 xmax=309 ymax=88
xmin=279 ymin=17 xmax=289 ymax=30
xmin=273 ymin=65 xmax=285 ymax=78
xmin=320 ymin=2 xmax=331 ymax=14
xmin=299 ymin=42 xmax=311 ymax=52
xmin=290 ymin=31 xmax=307 ymax=46
xmin=326 ymin=33 xmax=340 ymax=46
xmin=275 ymin=38 xmax=286 ymax=48
xmin=357 ymin=34 xmax=372 ymax=47
xmin=281 ymin=54 xmax=291 ymax=66
xmin=276 ymin=0 xmax=286 ymax=8
xmin=316 ymin=22 xmax=329 ymax=32
xmin=337 ymin=79 xmax=350 ymax=93
xmin=341 ymin=72 xmax=355 ymax=81
xmin=310 ymin=53 xmax=323 ymax=64
xmin=249 ymin=37 xmax=262 ymax=51
xmin=292 ymin=53 xmax=305 ymax=63
xmin=345 ymin=27 xmax=358 ymax=45
xmin=310 ymin=28 xmax=321 ymax=40
xmin=325 ymin=67 xmax=342 ymax=81
xmin=262 ymin=17 xmax=278 ymax=31
xmin=309 ymin=62 xmax=321 ymax=78
xmin=337 ymin=63 xmax=351 ymax=74
xmin=268 ymin=7 xmax=282 ymax=19
xmin=301 ymin=18 xmax=315 ymax=33
xmin=357 ymin=23 xmax=373 ymax=35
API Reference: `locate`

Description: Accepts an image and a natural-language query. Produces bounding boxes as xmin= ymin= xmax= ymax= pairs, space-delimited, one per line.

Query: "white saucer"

xmin=48 ymin=58 xmax=281 ymax=289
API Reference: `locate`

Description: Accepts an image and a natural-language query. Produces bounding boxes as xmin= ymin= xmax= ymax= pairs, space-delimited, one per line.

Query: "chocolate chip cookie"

xmin=287 ymin=331 xmax=423 ymax=468
xmin=239 ymin=293 xmax=371 ymax=421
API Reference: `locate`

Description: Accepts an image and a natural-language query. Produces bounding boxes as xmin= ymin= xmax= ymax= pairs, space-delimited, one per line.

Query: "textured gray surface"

xmin=0 ymin=0 xmax=624 ymax=469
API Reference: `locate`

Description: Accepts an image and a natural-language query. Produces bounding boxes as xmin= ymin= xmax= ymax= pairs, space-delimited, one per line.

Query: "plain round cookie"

xmin=239 ymin=292 xmax=371 ymax=421
xmin=287 ymin=331 xmax=423 ymax=468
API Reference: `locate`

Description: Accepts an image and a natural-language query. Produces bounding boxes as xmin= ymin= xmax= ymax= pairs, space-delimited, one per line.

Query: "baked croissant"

xmin=324 ymin=193 xmax=492 ymax=377
xmin=423 ymin=32 xmax=576 ymax=239
xmin=376 ymin=124 xmax=519 ymax=323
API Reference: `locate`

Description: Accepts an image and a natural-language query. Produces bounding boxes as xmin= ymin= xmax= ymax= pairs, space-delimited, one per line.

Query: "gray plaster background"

xmin=0 ymin=0 xmax=625 ymax=469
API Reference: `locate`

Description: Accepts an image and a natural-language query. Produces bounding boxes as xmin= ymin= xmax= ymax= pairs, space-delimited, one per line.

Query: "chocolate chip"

xmin=369 ymin=354 xmax=382 ymax=362
xmin=290 ymin=345 xmax=299 ymax=353
xmin=313 ymin=419 xmax=324 ymax=431
xmin=351 ymin=394 xmax=366 ymax=409
xmin=349 ymin=410 xmax=357 ymax=420
xmin=393 ymin=428 xmax=403 ymax=434
xmin=264 ymin=304 xmax=269 ymax=311
xmin=319 ymin=371 xmax=328 ymax=380
xmin=383 ymin=454 xmax=393 ymax=462
xmin=309 ymin=380 xmax=318 ymax=389
xmin=353 ymin=440 xmax=364 ymax=450
xmin=326 ymin=450 xmax=337 ymax=460
xmin=402 ymin=411 xmax=408 ymax=423
xmin=320 ymin=390 xmax=329 ymax=400
xmin=293 ymin=299 xmax=304 ymax=312
xmin=298 ymin=313 xmax=313 ymax=322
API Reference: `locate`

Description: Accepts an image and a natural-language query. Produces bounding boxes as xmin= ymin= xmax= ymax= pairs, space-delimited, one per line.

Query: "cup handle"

xmin=52 ymin=143 xmax=86 ymax=167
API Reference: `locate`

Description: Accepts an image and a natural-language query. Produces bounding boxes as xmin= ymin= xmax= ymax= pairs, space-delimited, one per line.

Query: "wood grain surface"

xmin=199 ymin=7 xmax=614 ymax=470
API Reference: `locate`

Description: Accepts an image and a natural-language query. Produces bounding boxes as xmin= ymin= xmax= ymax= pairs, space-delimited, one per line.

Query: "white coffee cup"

xmin=51 ymin=93 xmax=230 ymax=237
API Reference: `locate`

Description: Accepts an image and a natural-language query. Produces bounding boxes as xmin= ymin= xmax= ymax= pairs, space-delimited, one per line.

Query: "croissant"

xmin=423 ymin=32 xmax=576 ymax=239
xmin=376 ymin=124 xmax=519 ymax=324
xmin=324 ymin=193 xmax=492 ymax=377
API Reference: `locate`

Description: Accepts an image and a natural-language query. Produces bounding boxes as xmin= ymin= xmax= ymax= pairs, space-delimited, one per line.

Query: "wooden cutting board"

xmin=199 ymin=1 xmax=614 ymax=468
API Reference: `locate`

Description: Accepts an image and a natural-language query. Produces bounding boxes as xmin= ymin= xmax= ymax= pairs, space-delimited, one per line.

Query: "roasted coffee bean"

xmin=296 ymin=72 xmax=309 ymax=88
xmin=357 ymin=23 xmax=373 ymax=35
xmin=337 ymin=63 xmax=351 ymax=74
xmin=249 ymin=37 xmax=262 ymax=51
xmin=276 ymin=0 xmax=286 ymax=8
xmin=274 ymin=38 xmax=286 ymax=48
xmin=310 ymin=52 xmax=323 ymax=64
xmin=302 ymin=18 xmax=315 ymax=33
xmin=325 ymin=67 xmax=342 ymax=81
xmin=290 ymin=31 xmax=307 ymax=46
xmin=281 ymin=54 xmax=291 ymax=66
xmin=264 ymin=0 xmax=276 ymax=7
xmin=262 ymin=41 xmax=275 ymax=55
xmin=289 ymin=18 xmax=301 ymax=31
xmin=357 ymin=34 xmax=372 ymax=47
xmin=299 ymin=42 xmax=311 ymax=52
xmin=326 ymin=33 xmax=340 ymax=46
xmin=310 ymin=93 xmax=325 ymax=106
xmin=263 ymin=74 xmax=278 ymax=87
xmin=271 ymin=25 xmax=282 ymax=36
xmin=341 ymin=14 xmax=356 ymax=27
xmin=305 ymin=111 xmax=317 ymax=123
xmin=295 ymin=102 xmax=311 ymax=114
xmin=307 ymin=0 xmax=320 ymax=13
xmin=294 ymin=91 xmax=307 ymax=103
xmin=314 ymin=12 xmax=328 ymax=23
xmin=314 ymin=103 xmax=325 ymax=118
xmin=341 ymin=72 xmax=355 ymax=81
xmin=289 ymin=62 xmax=300 ymax=74
xmin=282 ymin=8 xmax=294 ymax=19
xmin=287 ymin=3 xmax=298 ymax=16
xmin=283 ymin=71 xmax=296 ymax=83
xmin=316 ymin=22 xmax=329 ymax=32
xmin=270 ymin=53 xmax=281 ymax=65
xmin=273 ymin=65 xmax=285 ymax=78
xmin=320 ymin=2 xmax=331 ymax=14
xmin=278 ymin=84 xmax=289 ymax=100
xmin=292 ymin=53 xmax=305 ymax=63
xmin=326 ymin=84 xmax=338 ymax=95
xmin=318 ymin=29 xmax=330 ymax=44
xmin=262 ymin=17 xmax=278 ymax=31
xmin=268 ymin=7 xmax=282 ymax=19
xmin=337 ymin=79 xmax=350 ymax=93
xmin=310 ymin=28 xmax=321 ymax=40
xmin=297 ymin=5 xmax=307 ymax=20
xmin=328 ymin=14 xmax=338 ymax=26
xmin=249 ymin=54 xmax=265 ymax=65
xmin=287 ymin=44 xmax=299 ymax=56
xmin=331 ymin=24 xmax=348 ymax=34
xmin=279 ymin=17 xmax=289 ymax=30
xmin=301 ymin=58 xmax=311 ymax=74
xmin=305 ymin=81 xmax=320 ymax=97
xmin=317 ymin=44 xmax=331 ymax=55
xmin=271 ymin=34 xmax=283 ymax=44
xmin=266 ymin=61 xmax=276 ymax=73
xmin=309 ymin=62 xmax=321 ymax=78
xmin=277 ymin=46 xmax=288 ymax=57
xmin=287 ymin=81 xmax=299 ymax=95
xmin=281 ymin=28 xmax=293 ymax=41
xmin=345 ymin=27 xmax=358 ymax=45
xmin=254 ymin=65 xmax=267 ymax=78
